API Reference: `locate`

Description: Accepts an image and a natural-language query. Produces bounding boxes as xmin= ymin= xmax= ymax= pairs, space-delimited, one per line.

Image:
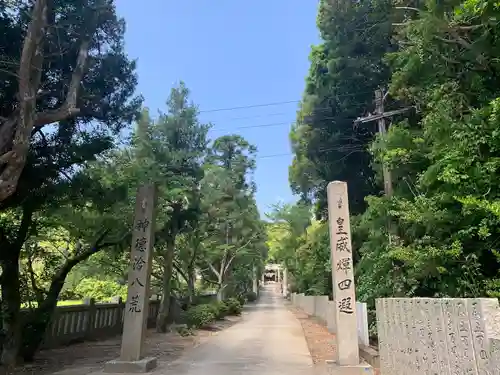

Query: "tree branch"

xmin=0 ymin=1 xmax=103 ymax=202
xmin=56 ymin=229 xmax=127 ymax=283
xmin=0 ymin=0 xmax=49 ymax=201
xmin=25 ymin=247 xmax=45 ymax=304
xmin=173 ymin=261 xmax=189 ymax=283
xmin=12 ymin=204 xmax=35 ymax=252
xmin=206 ymin=261 xmax=220 ymax=278
xmin=394 ymin=6 xmax=422 ymax=12
xmin=33 ymin=38 xmax=91 ymax=127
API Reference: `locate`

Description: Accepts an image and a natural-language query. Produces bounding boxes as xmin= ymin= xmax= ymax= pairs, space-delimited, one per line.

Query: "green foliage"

xmin=288 ymin=0 xmax=394 ymax=218
xmin=224 ymin=297 xmax=242 ymax=316
xmin=210 ymin=301 xmax=229 ymax=320
xmin=196 ymin=136 xmax=267 ymax=299
xmin=245 ymin=291 xmax=257 ymax=302
xmin=73 ymin=278 xmax=127 ymax=302
xmin=0 ymin=61 xmax=264 ymax=364
xmin=184 ymin=304 xmax=216 ymax=328
xmin=236 ymin=294 xmax=246 ymax=305
xmin=280 ymin=0 xmax=500 ymax=309
xmin=0 ymin=0 xmax=267 ymax=363
xmin=266 ymin=203 xmax=332 ymax=296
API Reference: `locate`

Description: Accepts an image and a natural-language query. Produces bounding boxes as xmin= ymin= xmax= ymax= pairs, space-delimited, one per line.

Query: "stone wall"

xmin=376 ymin=297 xmax=500 ymax=375
xmin=289 ymin=293 xmax=369 ymax=347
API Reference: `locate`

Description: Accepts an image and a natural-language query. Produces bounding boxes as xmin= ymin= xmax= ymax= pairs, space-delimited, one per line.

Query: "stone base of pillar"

xmin=324 ymin=360 xmax=374 ymax=375
xmin=103 ymin=357 xmax=157 ymax=373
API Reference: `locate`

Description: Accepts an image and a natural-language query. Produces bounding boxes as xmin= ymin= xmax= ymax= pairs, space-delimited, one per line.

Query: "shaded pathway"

xmin=160 ymin=284 xmax=313 ymax=375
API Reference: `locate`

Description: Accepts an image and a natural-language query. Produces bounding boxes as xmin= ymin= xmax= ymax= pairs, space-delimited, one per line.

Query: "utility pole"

xmin=375 ymin=89 xmax=393 ymax=197
xmin=355 ymin=88 xmax=415 ymax=197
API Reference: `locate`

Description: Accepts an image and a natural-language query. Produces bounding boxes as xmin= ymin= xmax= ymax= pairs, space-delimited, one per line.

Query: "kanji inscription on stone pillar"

xmin=327 ymin=181 xmax=359 ymax=366
xmin=105 ymin=184 xmax=157 ymax=373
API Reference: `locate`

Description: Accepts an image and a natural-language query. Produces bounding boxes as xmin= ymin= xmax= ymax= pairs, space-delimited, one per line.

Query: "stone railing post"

xmin=111 ymin=296 xmax=124 ymax=332
xmin=356 ymin=302 xmax=369 ymax=347
xmin=83 ymin=297 xmax=96 ymax=339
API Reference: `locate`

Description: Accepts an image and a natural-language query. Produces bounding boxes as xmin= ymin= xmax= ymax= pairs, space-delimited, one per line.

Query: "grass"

xmin=57 ymin=300 xmax=84 ymax=306
xmin=21 ymin=300 xmax=84 ymax=308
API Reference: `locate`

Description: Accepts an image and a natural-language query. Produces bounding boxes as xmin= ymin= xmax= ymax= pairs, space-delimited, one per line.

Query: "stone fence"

xmin=289 ymin=293 xmax=370 ymax=347
xmin=376 ymin=297 xmax=500 ymax=375
xmin=291 ymin=294 xmax=500 ymax=375
xmin=24 ymin=298 xmax=160 ymax=350
xmin=23 ymin=293 xmax=217 ymax=350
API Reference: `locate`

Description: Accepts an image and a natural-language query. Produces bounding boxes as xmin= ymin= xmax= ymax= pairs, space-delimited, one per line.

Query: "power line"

xmin=208 ymin=115 xmax=376 ymax=133
xmin=198 ymin=91 xmax=374 ymax=114
xmin=211 ymin=121 xmax=293 ymax=132
xmin=207 ymin=105 xmax=376 ymax=133
xmin=199 ymin=100 xmax=299 ymax=114
xmin=257 ymin=152 xmax=292 ymax=159
xmin=218 ymin=112 xmax=290 ymax=121
xmin=256 ymin=145 xmax=367 ymax=160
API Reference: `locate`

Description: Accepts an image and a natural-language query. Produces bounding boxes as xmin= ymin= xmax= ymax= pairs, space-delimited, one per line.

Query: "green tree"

xmin=0 ymin=0 xmax=140 ymax=202
xmin=126 ymin=83 xmax=209 ymax=332
xmin=282 ymin=0 xmax=500 ymax=319
xmin=288 ymin=0 xmax=395 ymax=218
xmin=0 ymin=0 xmax=140 ymax=365
xmin=198 ymin=136 xmax=265 ymax=300
xmin=355 ymin=0 xmax=500 ymax=302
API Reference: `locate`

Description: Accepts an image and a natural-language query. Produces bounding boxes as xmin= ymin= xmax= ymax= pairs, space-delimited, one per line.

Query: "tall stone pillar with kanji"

xmin=326 ymin=181 xmax=373 ymax=374
xmin=104 ymin=184 xmax=157 ymax=373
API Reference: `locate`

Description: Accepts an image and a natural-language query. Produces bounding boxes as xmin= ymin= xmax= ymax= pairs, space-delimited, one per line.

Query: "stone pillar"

xmin=104 ymin=184 xmax=157 ymax=373
xmin=282 ymin=268 xmax=288 ymax=298
xmin=326 ymin=181 xmax=373 ymax=374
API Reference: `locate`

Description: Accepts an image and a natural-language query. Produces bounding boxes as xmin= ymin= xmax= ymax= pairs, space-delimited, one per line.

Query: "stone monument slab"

xmin=375 ymin=299 xmax=390 ymax=375
xmin=376 ymin=297 xmax=500 ymax=375
xmin=452 ymin=299 xmax=477 ymax=375
xmin=326 ymin=181 xmax=373 ymax=374
xmin=104 ymin=184 xmax=157 ymax=373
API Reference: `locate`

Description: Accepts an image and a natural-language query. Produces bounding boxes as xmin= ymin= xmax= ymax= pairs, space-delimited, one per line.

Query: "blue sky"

xmin=115 ymin=0 xmax=320 ymax=216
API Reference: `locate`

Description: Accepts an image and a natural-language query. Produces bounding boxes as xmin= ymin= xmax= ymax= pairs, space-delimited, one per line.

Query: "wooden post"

xmin=375 ymin=89 xmax=393 ymax=197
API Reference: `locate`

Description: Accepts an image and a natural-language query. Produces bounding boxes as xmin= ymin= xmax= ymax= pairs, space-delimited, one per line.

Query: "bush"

xmin=225 ymin=297 xmax=242 ymax=315
xmin=236 ymin=294 xmax=246 ymax=305
xmin=245 ymin=291 xmax=258 ymax=302
xmin=73 ymin=278 xmax=127 ymax=301
xmin=211 ymin=301 xmax=229 ymax=319
xmin=184 ymin=304 xmax=215 ymax=328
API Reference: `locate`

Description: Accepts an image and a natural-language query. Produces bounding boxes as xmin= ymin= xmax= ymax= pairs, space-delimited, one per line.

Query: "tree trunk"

xmin=216 ymin=273 xmax=225 ymax=302
xmin=186 ymin=267 xmax=195 ymax=305
xmin=216 ymin=288 xmax=224 ymax=302
xmin=0 ymin=252 xmax=22 ymax=368
xmin=19 ymin=266 xmax=69 ymax=361
xmin=0 ymin=206 xmax=34 ymax=367
xmin=18 ymin=232 xmax=117 ymax=362
xmin=156 ymin=239 xmax=175 ymax=333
